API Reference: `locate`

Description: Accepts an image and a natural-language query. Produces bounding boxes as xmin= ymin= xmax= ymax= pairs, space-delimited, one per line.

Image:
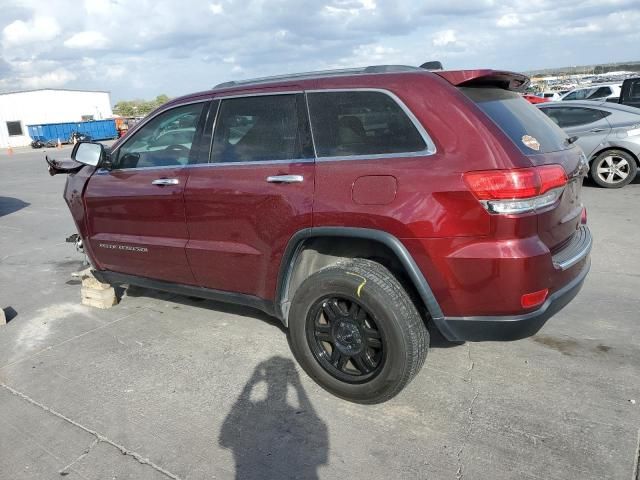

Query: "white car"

xmin=537 ymin=91 xmax=562 ymax=101
xmin=560 ymin=83 xmax=622 ymax=102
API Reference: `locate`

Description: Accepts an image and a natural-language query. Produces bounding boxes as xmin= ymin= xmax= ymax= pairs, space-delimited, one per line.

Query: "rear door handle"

xmin=266 ymin=175 xmax=304 ymax=184
xmin=589 ymin=128 xmax=606 ymax=133
xmin=151 ymin=178 xmax=180 ymax=186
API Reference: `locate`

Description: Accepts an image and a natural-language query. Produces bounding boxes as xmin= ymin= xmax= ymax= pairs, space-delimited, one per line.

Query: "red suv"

xmin=50 ymin=65 xmax=592 ymax=403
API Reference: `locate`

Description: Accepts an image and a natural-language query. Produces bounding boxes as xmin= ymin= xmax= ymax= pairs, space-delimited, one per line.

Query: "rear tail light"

xmin=521 ymin=288 xmax=549 ymax=309
xmin=463 ymin=165 xmax=567 ymax=214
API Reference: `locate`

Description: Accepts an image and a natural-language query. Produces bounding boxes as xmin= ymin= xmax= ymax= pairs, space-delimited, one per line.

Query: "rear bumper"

xmin=433 ymin=257 xmax=590 ymax=342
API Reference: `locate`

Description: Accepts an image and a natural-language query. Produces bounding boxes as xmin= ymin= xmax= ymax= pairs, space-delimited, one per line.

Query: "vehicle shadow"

xmin=219 ymin=356 xmax=329 ymax=480
xmin=124 ymin=285 xmax=287 ymax=333
xmin=0 ymin=197 xmax=30 ymax=217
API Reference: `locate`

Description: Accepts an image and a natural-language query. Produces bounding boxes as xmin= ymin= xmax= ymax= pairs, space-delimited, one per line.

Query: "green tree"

xmin=113 ymin=94 xmax=171 ymax=117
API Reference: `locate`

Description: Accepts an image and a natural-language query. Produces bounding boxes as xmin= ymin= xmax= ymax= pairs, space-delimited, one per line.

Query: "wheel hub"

xmin=333 ymin=320 xmax=363 ymax=355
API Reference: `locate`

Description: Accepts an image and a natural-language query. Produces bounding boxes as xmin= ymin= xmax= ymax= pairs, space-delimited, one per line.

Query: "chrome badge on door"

xmin=98 ymin=243 xmax=149 ymax=253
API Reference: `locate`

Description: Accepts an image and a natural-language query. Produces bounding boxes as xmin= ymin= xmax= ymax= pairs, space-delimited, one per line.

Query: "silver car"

xmin=538 ymin=100 xmax=640 ymax=188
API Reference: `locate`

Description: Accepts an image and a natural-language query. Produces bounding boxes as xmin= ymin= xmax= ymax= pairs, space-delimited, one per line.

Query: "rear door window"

xmin=211 ymin=94 xmax=312 ymax=163
xmin=306 ymin=91 xmax=427 ymax=157
xmin=461 ymin=87 xmax=570 ymax=154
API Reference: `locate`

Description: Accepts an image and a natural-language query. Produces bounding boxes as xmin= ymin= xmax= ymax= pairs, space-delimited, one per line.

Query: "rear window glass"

xmin=461 ymin=87 xmax=570 ymax=154
xmin=307 ymin=91 xmax=426 ymax=157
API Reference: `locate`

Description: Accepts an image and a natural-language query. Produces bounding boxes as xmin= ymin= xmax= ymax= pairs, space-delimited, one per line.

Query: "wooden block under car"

xmin=81 ymin=274 xmax=118 ymax=309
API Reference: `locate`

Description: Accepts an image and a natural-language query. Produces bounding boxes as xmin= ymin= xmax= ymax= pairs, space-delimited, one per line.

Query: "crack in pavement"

xmin=0 ymin=383 xmax=182 ymax=480
xmin=59 ymin=438 xmax=99 ymax=476
xmin=456 ymin=343 xmax=480 ymax=480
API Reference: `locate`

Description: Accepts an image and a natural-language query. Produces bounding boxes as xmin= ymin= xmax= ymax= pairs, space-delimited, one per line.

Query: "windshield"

xmin=461 ymin=87 xmax=571 ymax=154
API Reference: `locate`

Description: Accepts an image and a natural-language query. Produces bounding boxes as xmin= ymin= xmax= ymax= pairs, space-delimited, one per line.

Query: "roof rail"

xmin=213 ymin=64 xmax=423 ymax=89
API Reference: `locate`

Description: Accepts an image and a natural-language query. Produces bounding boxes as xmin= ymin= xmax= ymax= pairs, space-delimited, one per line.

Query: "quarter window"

xmin=587 ymin=87 xmax=612 ymax=99
xmin=211 ymin=94 xmax=307 ymax=163
xmin=6 ymin=121 xmax=22 ymax=136
xmin=116 ymin=102 xmax=204 ymax=169
xmin=307 ymin=91 xmax=426 ymax=157
xmin=540 ymin=107 xmax=608 ymax=128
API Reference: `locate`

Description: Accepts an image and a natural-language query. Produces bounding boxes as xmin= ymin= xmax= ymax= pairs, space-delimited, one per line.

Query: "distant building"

xmin=0 ymin=89 xmax=113 ymax=148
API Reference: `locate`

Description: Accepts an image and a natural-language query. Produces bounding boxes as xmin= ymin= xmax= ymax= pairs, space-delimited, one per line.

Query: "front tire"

xmin=590 ymin=150 xmax=637 ymax=188
xmin=288 ymin=258 xmax=428 ymax=404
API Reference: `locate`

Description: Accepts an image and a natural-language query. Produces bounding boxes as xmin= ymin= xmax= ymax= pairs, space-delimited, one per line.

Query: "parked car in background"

xmin=523 ymin=94 xmax=549 ymax=104
xmin=560 ymin=83 xmax=622 ymax=102
xmin=47 ymin=64 xmax=591 ymax=403
xmin=619 ymin=77 xmax=640 ymax=109
xmin=538 ymin=100 xmax=640 ymax=188
xmin=538 ymin=91 xmax=562 ymax=101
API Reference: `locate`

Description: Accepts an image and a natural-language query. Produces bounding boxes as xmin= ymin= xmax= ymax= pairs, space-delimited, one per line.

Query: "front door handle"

xmin=266 ymin=175 xmax=304 ymax=184
xmin=589 ymin=128 xmax=606 ymax=133
xmin=151 ymin=178 xmax=179 ymax=186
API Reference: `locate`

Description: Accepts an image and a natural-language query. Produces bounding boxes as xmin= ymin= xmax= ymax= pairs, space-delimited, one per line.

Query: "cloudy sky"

xmin=0 ymin=0 xmax=638 ymax=102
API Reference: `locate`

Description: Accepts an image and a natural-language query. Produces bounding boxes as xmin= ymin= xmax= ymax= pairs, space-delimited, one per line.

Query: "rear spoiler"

xmin=434 ymin=69 xmax=530 ymax=92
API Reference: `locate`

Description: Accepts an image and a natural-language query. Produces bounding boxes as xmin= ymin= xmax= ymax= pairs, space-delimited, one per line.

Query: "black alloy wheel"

xmin=307 ymin=296 xmax=384 ymax=384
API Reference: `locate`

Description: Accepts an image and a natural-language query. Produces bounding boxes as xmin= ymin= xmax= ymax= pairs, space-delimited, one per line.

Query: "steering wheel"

xmin=165 ymin=144 xmax=190 ymax=153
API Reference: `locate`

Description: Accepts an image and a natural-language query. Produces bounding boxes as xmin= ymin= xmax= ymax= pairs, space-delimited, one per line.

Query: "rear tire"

xmin=590 ymin=150 xmax=637 ymax=188
xmin=288 ymin=258 xmax=428 ymax=404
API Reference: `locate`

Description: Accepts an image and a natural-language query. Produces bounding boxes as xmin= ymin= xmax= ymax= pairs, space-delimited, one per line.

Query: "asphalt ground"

xmin=1 ymin=146 xmax=639 ymax=479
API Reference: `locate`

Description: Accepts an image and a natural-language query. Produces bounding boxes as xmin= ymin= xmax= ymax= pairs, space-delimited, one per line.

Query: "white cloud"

xmin=22 ymin=67 xmax=76 ymax=88
xmin=432 ymin=29 xmax=458 ymax=47
xmin=497 ymin=13 xmax=521 ymax=28
xmin=64 ymin=31 xmax=109 ymax=49
xmin=209 ymin=3 xmax=224 ymax=14
xmin=1 ymin=16 xmax=61 ymax=48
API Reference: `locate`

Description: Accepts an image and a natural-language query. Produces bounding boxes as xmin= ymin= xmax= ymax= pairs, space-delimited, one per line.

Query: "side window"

xmin=588 ymin=87 xmax=612 ymax=99
xmin=307 ymin=91 xmax=426 ymax=157
xmin=541 ymin=107 xmax=605 ymax=128
xmin=116 ymin=102 xmax=204 ymax=169
xmin=628 ymin=80 xmax=640 ymax=100
xmin=211 ymin=94 xmax=307 ymax=163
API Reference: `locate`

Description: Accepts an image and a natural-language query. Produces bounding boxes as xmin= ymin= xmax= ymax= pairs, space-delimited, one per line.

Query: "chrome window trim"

xmin=187 ymin=158 xmax=315 ymax=168
xmin=108 ymin=98 xmax=212 ymax=170
xmin=304 ymin=88 xmax=437 ymax=161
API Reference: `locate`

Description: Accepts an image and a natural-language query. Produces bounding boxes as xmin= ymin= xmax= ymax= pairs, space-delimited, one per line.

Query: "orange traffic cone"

xmin=7 ymin=146 xmax=13 ymax=155
xmin=57 ymin=138 xmax=62 ymax=149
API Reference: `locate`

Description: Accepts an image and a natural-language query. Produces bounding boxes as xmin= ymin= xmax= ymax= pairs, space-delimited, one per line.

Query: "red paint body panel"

xmin=183 ymin=161 xmax=314 ymax=298
xmin=84 ymin=168 xmax=196 ymax=284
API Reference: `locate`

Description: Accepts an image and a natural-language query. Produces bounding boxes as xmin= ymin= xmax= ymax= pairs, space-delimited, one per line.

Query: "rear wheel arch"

xmin=275 ymin=227 xmax=445 ymax=328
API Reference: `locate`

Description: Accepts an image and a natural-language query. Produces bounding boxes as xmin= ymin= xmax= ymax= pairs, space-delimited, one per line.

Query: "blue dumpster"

xmin=27 ymin=119 xmax=118 ymax=143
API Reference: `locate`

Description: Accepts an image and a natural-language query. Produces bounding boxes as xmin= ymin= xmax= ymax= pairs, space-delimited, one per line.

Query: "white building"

xmin=0 ymin=89 xmax=113 ymax=148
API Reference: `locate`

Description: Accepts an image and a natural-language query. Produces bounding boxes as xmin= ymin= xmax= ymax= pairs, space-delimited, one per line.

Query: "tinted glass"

xmin=116 ymin=103 xmax=204 ymax=169
xmin=628 ymin=80 xmax=640 ymax=100
xmin=540 ymin=107 xmax=607 ymax=128
xmin=307 ymin=91 xmax=426 ymax=157
xmin=461 ymin=87 xmax=570 ymax=154
xmin=588 ymin=87 xmax=612 ymax=99
xmin=6 ymin=121 xmax=22 ymax=136
xmin=564 ymin=88 xmax=593 ymax=101
xmin=212 ymin=95 xmax=304 ymax=163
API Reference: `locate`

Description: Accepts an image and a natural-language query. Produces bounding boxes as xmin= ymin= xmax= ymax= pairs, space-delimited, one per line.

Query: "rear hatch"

xmin=452 ymin=75 xmax=586 ymax=251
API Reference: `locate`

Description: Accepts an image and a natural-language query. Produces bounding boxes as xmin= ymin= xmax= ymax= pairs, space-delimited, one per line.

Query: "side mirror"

xmin=71 ymin=141 xmax=104 ymax=167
